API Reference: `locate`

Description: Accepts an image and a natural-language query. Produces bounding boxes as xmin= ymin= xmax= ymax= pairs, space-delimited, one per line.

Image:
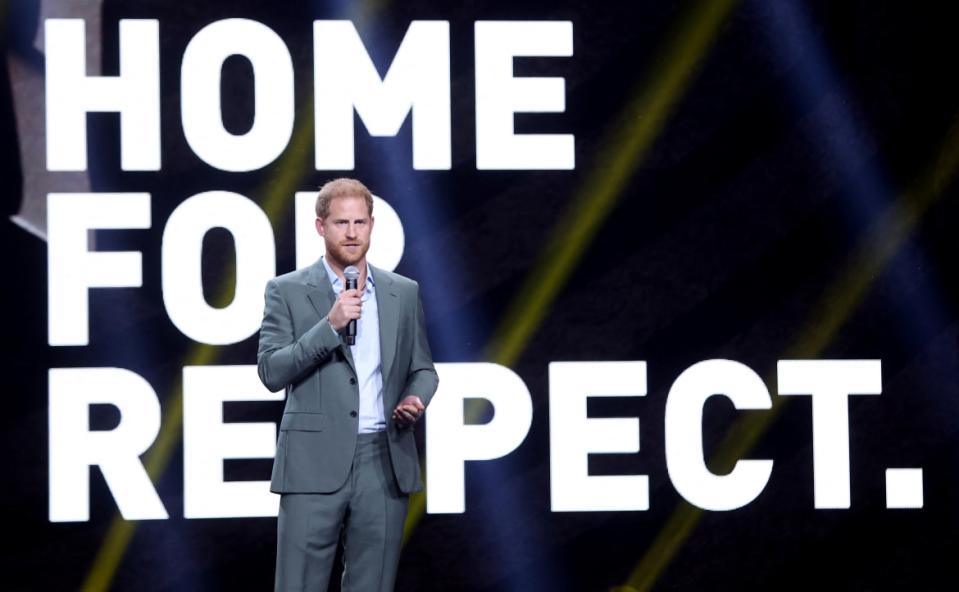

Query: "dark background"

xmin=3 ymin=0 xmax=958 ymax=590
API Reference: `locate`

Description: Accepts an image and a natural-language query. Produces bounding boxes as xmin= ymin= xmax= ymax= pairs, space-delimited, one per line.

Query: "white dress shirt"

xmin=322 ymin=257 xmax=385 ymax=433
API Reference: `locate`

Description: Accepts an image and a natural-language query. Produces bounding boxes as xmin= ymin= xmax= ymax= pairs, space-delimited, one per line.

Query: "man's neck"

xmin=325 ymin=256 xmax=368 ymax=288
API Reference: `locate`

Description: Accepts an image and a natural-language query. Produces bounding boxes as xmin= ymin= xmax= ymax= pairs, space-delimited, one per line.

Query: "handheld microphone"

xmin=344 ymin=266 xmax=360 ymax=345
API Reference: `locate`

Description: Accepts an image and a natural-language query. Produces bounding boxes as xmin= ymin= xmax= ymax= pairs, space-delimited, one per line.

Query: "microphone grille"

xmin=344 ymin=266 xmax=360 ymax=280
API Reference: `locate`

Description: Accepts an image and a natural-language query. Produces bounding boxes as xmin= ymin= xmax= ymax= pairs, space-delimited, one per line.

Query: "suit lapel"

xmin=372 ymin=265 xmax=398 ymax=383
xmin=305 ymin=258 xmax=357 ymax=376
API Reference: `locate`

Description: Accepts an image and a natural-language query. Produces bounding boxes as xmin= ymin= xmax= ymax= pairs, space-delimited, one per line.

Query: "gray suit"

xmin=257 ymin=258 xmax=438 ymax=591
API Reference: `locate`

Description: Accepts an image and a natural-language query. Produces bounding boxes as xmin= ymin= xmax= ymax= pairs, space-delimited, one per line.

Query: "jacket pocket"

xmin=279 ymin=412 xmax=325 ymax=432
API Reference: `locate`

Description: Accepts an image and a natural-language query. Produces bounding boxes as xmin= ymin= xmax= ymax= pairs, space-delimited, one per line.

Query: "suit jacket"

xmin=257 ymin=258 xmax=439 ymax=494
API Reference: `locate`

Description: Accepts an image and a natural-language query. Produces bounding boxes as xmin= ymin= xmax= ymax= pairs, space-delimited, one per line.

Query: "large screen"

xmin=4 ymin=0 xmax=958 ymax=590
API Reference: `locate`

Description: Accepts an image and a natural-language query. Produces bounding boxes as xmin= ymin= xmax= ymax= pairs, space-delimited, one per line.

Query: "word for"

xmin=47 ymin=191 xmax=405 ymax=346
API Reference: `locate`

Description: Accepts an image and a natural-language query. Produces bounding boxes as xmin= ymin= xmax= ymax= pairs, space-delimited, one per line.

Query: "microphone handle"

xmin=345 ymin=277 xmax=358 ymax=345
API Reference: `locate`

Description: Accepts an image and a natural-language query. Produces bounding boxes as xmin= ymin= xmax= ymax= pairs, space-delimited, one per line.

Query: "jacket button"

xmin=350 ymin=411 xmax=358 ymax=418
xmin=349 ymin=377 xmax=357 ymax=385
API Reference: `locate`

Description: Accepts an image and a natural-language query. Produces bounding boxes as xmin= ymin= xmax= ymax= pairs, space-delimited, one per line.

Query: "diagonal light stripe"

xmin=80 ymin=104 xmax=315 ymax=592
xmin=81 ymin=3 xmax=408 ymax=588
xmin=403 ymin=0 xmax=740 ymax=547
xmin=620 ymin=114 xmax=959 ymax=592
xmin=486 ymin=0 xmax=740 ymax=367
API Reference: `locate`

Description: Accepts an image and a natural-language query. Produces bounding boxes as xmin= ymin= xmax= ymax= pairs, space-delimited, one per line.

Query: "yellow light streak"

xmin=80 ymin=104 xmax=315 ymax=592
xmin=403 ymin=0 xmax=740 ymax=545
xmin=620 ymin=115 xmax=959 ymax=592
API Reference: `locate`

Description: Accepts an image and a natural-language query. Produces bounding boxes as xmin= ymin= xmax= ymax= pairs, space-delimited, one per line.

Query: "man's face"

xmin=316 ymin=195 xmax=374 ymax=269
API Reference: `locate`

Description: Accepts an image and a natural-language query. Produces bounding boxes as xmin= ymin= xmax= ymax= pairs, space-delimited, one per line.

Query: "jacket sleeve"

xmin=402 ymin=283 xmax=439 ymax=405
xmin=257 ymin=279 xmax=342 ymax=392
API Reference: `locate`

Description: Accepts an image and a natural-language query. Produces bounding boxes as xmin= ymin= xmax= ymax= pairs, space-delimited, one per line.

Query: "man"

xmin=257 ymin=178 xmax=438 ymax=592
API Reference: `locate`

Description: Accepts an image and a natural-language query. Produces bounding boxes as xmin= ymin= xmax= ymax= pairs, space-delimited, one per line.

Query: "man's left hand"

xmin=392 ymin=395 xmax=425 ymax=427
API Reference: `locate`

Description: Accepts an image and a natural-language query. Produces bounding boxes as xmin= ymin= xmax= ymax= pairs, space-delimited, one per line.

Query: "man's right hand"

xmin=328 ymin=288 xmax=362 ymax=331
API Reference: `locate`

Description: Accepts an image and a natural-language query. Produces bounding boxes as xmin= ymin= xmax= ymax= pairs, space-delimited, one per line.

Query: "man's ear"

xmin=315 ymin=217 xmax=325 ymax=237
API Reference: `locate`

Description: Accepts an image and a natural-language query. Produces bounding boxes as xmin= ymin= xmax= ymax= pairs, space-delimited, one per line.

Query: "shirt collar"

xmin=321 ymin=256 xmax=375 ymax=294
